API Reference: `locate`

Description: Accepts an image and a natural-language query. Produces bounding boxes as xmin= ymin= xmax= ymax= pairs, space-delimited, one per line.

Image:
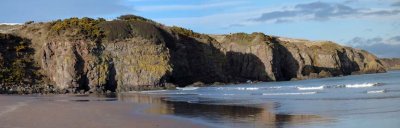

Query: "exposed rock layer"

xmin=0 ymin=17 xmax=386 ymax=93
xmin=380 ymin=58 xmax=400 ymax=70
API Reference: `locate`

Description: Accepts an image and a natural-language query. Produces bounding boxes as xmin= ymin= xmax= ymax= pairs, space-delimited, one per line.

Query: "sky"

xmin=0 ymin=0 xmax=399 ymax=58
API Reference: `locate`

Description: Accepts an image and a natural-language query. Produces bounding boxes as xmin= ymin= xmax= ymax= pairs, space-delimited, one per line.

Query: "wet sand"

xmin=0 ymin=93 xmax=329 ymax=128
xmin=0 ymin=95 xmax=207 ymax=128
xmin=119 ymin=93 xmax=328 ymax=128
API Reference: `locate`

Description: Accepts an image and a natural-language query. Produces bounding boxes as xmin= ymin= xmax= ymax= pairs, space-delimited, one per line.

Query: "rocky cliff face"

xmin=0 ymin=16 xmax=386 ymax=93
xmin=212 ymin=34 xmax=386 ymax=81
xmin=380 ymin=58 xmax=400 ymax=70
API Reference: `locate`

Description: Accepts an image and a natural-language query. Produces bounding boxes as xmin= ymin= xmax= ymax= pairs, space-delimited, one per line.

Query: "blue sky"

xmin=0 ymin=0 xmax=399 ymax=57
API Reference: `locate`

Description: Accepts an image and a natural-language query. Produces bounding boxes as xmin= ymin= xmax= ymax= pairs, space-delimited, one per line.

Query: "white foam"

xmin=269 ymin=86 xmax=283 ymax=89
xmin=262 ymin=92 xmax=317 ymax=96
xmin=245 ymin=87 xmax=259 ymax=90
xmin=345 ymin=83 xmax=380 ymax=88
xmin=237 ymin=87 xmax=259 ymax=90
xmin=297 ymin=86 xmax=324 ymax=90
xmin=367 ymin=90 xmax=386 ymax=94
xmin=176 ymin=87 xmax=199 ymax=91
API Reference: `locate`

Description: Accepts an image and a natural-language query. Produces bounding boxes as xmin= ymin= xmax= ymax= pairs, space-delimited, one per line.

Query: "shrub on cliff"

xmin=99 ymin=20 xmax=171 ymax=43
xmin=117 ymin=14 xmax=160 ymax=25
xmin=170 ymin=26 xmax=200 ymax=38
xmin=0 ymin=34 xmax=42 ymax=86
xmin=170 ymin=26 xmax=213 ymax=41
xmin=49 ymin=17 xmax=106 ymax=41
xmin=98 ymin=20 xmax=132 ymax=41
xmin=225 ymin=32 xmax=267 ymax=44
xmin=24 ymin=21 xmax=34 ymax=25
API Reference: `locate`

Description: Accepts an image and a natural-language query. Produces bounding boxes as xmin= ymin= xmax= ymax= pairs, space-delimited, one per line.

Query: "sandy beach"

xmin=0 ymin=95 xmax=207 ymax=128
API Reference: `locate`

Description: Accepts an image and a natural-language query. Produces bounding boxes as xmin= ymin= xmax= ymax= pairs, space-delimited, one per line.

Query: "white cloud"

xmin=348 ymin=36 xmax=400 ymax=46
xmin=155 ymin=1 xmax=400 ymax=31
xmin=251 ymin=1 xmax=400 ymax=23
xmin=348 ymin=36 xmax=400 ymax=57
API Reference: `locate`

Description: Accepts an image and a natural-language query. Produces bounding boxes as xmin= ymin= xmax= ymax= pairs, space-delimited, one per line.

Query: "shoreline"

xmin=0 ymin=70 xmax=390 ymax=95
xmin=2 ymin=70 xmax=398 ymax=128
xmin=0 ymin=95 xmax=209 ymax=128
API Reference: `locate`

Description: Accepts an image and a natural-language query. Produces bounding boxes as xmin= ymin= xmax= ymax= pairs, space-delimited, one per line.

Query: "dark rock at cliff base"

xmin=0 ymin=16 xmax=386 ymax=93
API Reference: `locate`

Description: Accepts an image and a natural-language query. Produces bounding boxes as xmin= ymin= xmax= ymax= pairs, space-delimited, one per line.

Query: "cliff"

xmin=380 ymin=58 xmax=400 ymax=70
xmin=0 ymin=15 xmax=386 ymax=94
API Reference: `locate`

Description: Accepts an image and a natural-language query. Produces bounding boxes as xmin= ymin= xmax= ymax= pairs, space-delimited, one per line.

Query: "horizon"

xmin=0 ymin=0 xmax=399 ymax=57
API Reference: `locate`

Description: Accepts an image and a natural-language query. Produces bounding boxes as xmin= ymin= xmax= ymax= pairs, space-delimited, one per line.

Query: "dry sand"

xmin=0 ymin=95 xmax=207 ymax=128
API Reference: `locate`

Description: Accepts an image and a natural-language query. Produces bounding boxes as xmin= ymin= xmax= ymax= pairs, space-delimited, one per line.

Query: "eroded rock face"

xmin=104 ymin=38 xmax=171 ymax=91
xmin=1 ymin=20 xmax=386 ymax=93
xmin=212 ymin=33 xmax=386 ymax=81
xmin=380 ymin=58 xmax=400 ymax=70
xmin=41 ymin=40 xmax=113 ymax=92
xmin=39 ymin=37 xmax=173 ymax=92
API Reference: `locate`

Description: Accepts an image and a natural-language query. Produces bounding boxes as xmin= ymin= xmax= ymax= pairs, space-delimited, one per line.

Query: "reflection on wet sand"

xmin=119 ymin=93 xmax=329 ymax=127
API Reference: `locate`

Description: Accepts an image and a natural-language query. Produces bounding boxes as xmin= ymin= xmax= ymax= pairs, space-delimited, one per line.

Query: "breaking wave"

xmin=322 ymin=83 xmax=383 ymax=89
xmin=367 ymin=90 xmax=386 ymax=94
xmin=176 ymin=87 xmax=199 ymax=91
xmin=297 ymin=86 xmax=324 ymax=90
xmin=343 ymin=83 xmax=382 ymax=88
xmin=237 ymin=87 xmax=259 ymax=90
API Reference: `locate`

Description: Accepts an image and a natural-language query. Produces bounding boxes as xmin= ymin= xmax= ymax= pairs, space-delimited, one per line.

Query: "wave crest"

xmin=367 ymin=90 xmax=386 ymax=94
xmin=237 ymin=87 xmax=259 ymax=90
xmin=344 ymin=83 xmax=382 ymax=88
xmin=297 ymin=86 xmax=324 ymax=90
xmin=176 ymin=87 xmax=199 ymax=90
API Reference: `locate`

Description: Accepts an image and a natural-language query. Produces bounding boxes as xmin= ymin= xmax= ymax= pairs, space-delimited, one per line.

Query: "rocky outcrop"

xmin=380 ymin=58 xmax=400 ymax=70
xmin=0 ymin=16 xmax=387 ymax=93
xmin=211 ymin=33 xmax=386 ymax=81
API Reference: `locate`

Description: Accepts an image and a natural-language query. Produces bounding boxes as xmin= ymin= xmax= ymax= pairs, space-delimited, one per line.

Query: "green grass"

xmin=224 ymin=32 xmax=266 ymax=45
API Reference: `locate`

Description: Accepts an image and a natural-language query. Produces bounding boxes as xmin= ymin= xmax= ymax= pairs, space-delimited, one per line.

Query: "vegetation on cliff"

xmin=99 ymin=20 xmax=170 ymax=43
xmin=170 ymin=26 xmax=202 ymax=38
xmin=0 ymin=33 xmax=43 ymax=94
xmin=47 ymin=15 xmax=172 ymax=44
xmin=49 ymin=17 xmax=106 ymax=41
xmin=224 ymin=32 xmax=269 ymax=45
xmin=170 ymin=26 xmax=214 ymax=42
xmin=117 ymin=14 xmax=160 ymax=25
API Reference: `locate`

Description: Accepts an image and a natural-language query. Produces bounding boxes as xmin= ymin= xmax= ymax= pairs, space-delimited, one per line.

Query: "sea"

xmin=123 ymin=70 xmax=400 ymax=128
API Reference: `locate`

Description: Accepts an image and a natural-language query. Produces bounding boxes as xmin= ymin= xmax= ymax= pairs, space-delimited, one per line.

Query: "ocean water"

xmin=123 ymin=71 xmax=400 ymax=128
